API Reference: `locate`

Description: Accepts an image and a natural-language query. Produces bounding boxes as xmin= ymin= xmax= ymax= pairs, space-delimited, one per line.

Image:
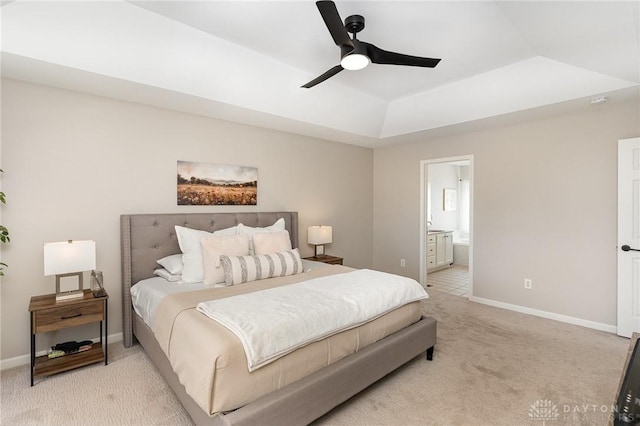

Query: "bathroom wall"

xmin=427 ymin=163 xmax=459 ymax=231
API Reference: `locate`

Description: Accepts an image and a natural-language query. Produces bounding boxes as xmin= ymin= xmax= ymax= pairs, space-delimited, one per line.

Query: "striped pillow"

xmin=220 ymin=248 xmax=304 ymax=286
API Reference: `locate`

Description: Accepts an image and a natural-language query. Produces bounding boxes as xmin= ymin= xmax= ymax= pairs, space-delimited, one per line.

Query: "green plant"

xmin=0 ymin=169 xmax=9 ymax=276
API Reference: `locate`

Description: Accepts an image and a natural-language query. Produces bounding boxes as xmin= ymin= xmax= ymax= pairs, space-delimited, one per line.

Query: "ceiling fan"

xmin=302 ymin=0 xmax=441 ymax=89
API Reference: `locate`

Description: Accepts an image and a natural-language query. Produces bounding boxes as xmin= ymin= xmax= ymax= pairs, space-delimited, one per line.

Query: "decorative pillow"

xmin=220 ymin=248 xmax=303 ymax=286
xmin=175 ymin=225 xmax=238 ymax=283
xmin=253 ymin=230 xmax=292 ymax=255
xmin=237 ymin=218 xmax=286 ymax=254
xmin=153 ymin=268 xmax=182 ymax=283
xmin=156 ymin=254 xmax=183 ymax=275
xmin=201 ymin=234 xmax=250 ymax=285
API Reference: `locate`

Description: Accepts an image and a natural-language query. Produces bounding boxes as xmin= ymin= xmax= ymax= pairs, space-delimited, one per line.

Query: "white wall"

xmin=0 ymin=79 xmax=373 ymax=361
xmin=459 ymin=165 xmax=470 ymax=181
xmin=428 ymin=163 xmax=459 ymax=231
xmin=373 ymin=96 xmax=639 ymax=328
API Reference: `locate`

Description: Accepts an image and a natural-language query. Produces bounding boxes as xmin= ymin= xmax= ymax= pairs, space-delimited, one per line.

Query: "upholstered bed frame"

xmin=121 ymin=212 xmax=437 ymax=425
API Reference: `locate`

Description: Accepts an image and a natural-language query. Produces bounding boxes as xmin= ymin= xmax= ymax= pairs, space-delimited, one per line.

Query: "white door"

xmin=618 ymin=137 xmax=640 ymax=337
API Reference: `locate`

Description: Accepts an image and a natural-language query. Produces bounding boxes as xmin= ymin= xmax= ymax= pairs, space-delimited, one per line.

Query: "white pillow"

xmin=153 ymin=268 xmax=182 ymax=283
xmin=220 ymin=248 xmax=303 ymax=286
xmin=201 ymin=234 xmax=250 ymax=285
xmin=156 ymin=254 xmax=183 ymax=275
xmin=253 ymin=230 xmax=292 ymax=255
xmin=175 ymin=225 xmax=238 ymax=283
xmin=237 ymin=218 xmax=286 ymax=254
xmin=211 ymin=225 xmax=239 ymax=237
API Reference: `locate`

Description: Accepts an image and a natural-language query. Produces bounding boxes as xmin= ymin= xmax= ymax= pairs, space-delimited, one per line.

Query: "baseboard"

xmin=0 ymin=332 xmax=123 ymax=371
xmin=469 ymin=296 xmax=617 ymax=334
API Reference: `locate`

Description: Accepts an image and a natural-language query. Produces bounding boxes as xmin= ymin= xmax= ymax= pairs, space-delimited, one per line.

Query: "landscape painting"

xmin=177 ymin=161 xmax=258 ymax=205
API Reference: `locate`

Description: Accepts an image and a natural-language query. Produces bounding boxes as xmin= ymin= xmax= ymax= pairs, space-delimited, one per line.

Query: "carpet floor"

xmin=1 ymin=290 xmax=630 ymax=425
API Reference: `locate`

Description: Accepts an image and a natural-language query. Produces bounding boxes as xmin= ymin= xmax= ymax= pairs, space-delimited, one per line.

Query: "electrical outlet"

xmin=400 ymin=259 xmax=406 ymax=267
xmin=524 ymin=278 xmax=533 ymax=289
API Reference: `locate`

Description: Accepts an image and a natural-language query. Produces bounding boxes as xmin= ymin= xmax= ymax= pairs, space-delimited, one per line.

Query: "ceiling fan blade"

xmin=316 ymin=1 xmax=354 ymax=50
xmin=301 ymin=65 xmax=344 ymax=88
xmin=363 ymin=41 xmax=441 ymax=68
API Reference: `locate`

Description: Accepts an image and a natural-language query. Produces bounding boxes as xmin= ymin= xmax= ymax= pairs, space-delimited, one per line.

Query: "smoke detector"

xmin=590 ymin=96 xmax=609 ymax=105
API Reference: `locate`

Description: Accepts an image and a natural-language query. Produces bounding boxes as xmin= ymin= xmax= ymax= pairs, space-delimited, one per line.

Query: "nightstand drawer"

xmin=34 ymin=300 xmax=104 ymax=333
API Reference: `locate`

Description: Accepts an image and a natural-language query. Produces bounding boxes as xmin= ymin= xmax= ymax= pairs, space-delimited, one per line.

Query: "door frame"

xmin=419 ymin=155 xmax=474 ymax=293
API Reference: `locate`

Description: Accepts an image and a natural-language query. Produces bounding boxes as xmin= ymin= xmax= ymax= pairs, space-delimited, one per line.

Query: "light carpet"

xmin=1 ymin=290 xmax=630 ymax=425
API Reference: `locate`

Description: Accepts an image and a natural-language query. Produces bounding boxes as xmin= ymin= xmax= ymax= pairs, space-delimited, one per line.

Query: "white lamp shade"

xmin=44 ymin=240 xmax=96 ymax=276
xmin=308 ymin=226 xmax=332 ymax=245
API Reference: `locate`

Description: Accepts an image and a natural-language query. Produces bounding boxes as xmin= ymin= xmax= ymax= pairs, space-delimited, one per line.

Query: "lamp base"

xmin=55 ymin=272 xmax=83 ymax=300
xmin=314 ymin=244 xmax=326 ymax=257
xmin=55 ymin=290 xmax=84 ymax=302
xmin=92 ymin=289 xmax=106 ymax=298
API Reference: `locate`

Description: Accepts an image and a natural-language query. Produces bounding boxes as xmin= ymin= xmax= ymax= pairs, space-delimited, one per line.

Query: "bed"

xmin=121 ymin=212 xmax=437 ymax=425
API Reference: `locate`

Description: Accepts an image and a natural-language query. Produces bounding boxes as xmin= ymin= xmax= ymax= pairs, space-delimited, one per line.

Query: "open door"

xmin=618 ymin=137 xmax=640 ymax=337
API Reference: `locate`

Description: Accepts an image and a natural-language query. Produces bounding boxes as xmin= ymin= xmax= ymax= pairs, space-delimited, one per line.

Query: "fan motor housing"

xmin=344 ymin=14 xmax=365 ymax=34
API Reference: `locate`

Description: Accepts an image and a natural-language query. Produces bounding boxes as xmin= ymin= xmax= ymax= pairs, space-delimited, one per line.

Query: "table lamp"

xmin=44 ymin=240 xmax=96 ymax=301
xmin=308 ymin=225 xmax=332 ymax=257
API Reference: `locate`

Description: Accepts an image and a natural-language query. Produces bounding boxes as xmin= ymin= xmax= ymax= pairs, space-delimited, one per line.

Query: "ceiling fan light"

xmin=341 ymin=53 xmax=370 ymax=71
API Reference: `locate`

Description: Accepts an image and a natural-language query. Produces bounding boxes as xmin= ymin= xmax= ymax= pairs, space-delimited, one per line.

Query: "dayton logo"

xmin=529 ymin=399 xmax=559 ymax=424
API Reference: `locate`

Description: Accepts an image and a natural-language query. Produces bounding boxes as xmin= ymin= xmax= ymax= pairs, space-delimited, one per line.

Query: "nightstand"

xmin=304 ymin=255 xmax=343 ymax=265
xmin=29 ymin=289 xmax=108 ymax=386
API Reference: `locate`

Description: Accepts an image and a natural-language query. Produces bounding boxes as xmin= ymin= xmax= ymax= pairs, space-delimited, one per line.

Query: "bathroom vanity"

xmin=427 ymin=231 xmax=454 ymax=272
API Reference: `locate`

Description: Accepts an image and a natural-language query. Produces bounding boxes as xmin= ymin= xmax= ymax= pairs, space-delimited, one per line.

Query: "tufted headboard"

xmin=120 ymin=212 xmax=298 ymax=347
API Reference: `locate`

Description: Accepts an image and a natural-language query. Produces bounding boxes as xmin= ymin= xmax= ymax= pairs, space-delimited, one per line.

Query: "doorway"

xmin=420 ymin=155 xmax=474 ymax=297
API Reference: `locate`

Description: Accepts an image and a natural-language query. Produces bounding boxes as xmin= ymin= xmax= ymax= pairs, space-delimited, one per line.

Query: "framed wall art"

xmin=177 ymin=161 xmax=257 ymax=205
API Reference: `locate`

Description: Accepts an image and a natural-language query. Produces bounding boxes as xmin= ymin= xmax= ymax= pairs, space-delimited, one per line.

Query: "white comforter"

xmin=196 ymin=269 xmax=428 ymax=371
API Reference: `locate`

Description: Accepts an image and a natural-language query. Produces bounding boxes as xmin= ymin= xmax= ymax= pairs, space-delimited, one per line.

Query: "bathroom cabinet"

xmin=427 ymin=231 xmax=453 ymax=272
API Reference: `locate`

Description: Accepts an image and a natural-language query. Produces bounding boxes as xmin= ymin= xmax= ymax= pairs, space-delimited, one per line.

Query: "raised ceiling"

xmin=2 ymin=1 xmax=639 ymax=147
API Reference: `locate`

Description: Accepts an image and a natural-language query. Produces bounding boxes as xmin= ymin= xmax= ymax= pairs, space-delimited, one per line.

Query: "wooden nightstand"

xmin=29 ymin=289 xmax=108 ymax=386
xmin=304 ymin=255 xmax=343 ymax=265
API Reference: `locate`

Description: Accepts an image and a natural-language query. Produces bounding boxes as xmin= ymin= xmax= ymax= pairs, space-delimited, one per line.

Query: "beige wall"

xmin=2 ymin=76 xmax=636 ymax=363
xmin=0 ymin=79 xmax=373 ymax=361
xmin=373 ymin=97 xmax=639 ymax=327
